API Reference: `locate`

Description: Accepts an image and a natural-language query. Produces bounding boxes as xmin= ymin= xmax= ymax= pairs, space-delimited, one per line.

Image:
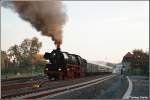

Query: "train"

xmin=43 ymin=48 xmax=112 ymax=80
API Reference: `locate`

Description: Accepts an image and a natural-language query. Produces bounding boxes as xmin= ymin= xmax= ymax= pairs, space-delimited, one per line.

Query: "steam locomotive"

xmin=44 ymin=48 xmax=112 ymax=80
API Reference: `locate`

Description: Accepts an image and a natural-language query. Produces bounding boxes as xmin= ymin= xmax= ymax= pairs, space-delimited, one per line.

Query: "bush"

xmin=127 ymin=68 xmax=145 ymax=75
xmin=1 ymin=66 xmax=32 ymax=75
xmin=1 ymin=59 xmax=46 ymax=77
xmin=34 ymin=60 xmax=45 ymax=73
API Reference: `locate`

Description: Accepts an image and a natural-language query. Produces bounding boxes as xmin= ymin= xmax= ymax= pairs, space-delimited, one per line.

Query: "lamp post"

xmin=32 ymin=65 xmax=35 ymax=76
xmin=5 ymin=64 xmax=8 ymax=79
xmin=5 ymin=59 xmax=8 ymax=79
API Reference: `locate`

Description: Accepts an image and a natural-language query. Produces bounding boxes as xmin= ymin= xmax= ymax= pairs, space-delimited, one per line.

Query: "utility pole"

xmin=32 ymin=65 xmax=35 ymax=76
xmin=5 ymin=59 xmax=8 ymax=79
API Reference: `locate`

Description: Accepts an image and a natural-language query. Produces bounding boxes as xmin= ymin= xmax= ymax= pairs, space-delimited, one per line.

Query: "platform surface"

xmin=129 ymin=76 xmax=149 ymax=99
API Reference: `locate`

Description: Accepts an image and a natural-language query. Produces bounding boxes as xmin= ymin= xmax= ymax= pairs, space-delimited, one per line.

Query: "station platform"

xmin=129 ymin=76 xmax=149 ymax=99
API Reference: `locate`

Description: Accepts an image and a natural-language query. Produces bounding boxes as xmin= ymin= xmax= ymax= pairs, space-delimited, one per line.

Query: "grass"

xmin=127 ymin=68 xmax=148 ymax=76
xmin=1 ymin=66 xmax=44 ymax=79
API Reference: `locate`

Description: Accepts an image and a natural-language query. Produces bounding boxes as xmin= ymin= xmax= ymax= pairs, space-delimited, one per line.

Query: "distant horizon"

xmin=1 ymin=1 xmax=149 ymax=63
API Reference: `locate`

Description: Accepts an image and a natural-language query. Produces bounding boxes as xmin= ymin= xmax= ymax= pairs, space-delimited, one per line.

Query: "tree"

xmin=32 ymin=53 xmax=44 ymax=64
xmin=130 ymin=49 xmax=149 ymax=75
xmin=7 ymin=45 xmax=21 ymax=66
xmin=7 ymin=37 xmax=42 ymax=68
xmin=34 ymin=59 xmax=46 ymax=73
xmin=20 ymin=37 xmax=42 ymax=63
xmin=1 ymin=50 xmax=9 ymax=68
xmin=131 ymin=49 xmax=148 ymax=68
xmin=2 ymin=37 xmax=44 ymax=76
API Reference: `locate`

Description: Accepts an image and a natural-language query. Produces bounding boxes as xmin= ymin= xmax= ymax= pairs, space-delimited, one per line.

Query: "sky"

xmin=1 ymin=1 xmax=149 ymax=63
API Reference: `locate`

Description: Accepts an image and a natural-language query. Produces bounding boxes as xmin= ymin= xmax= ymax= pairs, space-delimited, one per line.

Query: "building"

xmin=113 ymin=63 xmax=123 ymax=74
xmin=122 ymin=52 xmax=133 ymax=73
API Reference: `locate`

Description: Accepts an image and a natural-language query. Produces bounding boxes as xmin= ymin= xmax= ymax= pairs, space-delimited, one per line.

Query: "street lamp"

xmin=32 ymin=65 xmax=35 ymax=76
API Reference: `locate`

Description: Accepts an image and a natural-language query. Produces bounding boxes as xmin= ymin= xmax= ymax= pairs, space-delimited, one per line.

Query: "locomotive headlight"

xmin=58 ymin=68 xmax=62 ymax=71
xmin=53 ymin=53 xmax=56 ymax=56
xmin=67 ymin=68 xmax=69 ymax=71
xmin=45 ymin=68 xmax=48 ymax=71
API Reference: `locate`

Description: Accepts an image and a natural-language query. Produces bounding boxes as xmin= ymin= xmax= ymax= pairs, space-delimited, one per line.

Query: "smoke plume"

xmin=2 ymin=0 xmax=66 ymax=48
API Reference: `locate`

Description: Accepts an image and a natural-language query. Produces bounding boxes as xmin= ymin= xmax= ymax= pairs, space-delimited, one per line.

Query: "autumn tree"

xmin=7 ymin=37 xmax=42 ymax=67
xmin=20 ymin=37 xmax=42 ymax=57
xmin=33 ymin=53 xmax=47 ymax=73
xmin=20 ymin=37 xmax=42 ymax=67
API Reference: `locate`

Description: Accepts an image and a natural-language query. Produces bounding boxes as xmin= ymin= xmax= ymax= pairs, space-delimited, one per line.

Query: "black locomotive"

xmin=44 ymin=48 xmax=112 ymax=80
xmin=44 ymin=48 xmax=87 ymax=80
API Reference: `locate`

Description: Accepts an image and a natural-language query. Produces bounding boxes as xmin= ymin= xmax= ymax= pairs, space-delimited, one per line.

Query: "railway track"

xmin=1 ymin=75 xmax=46 ymax=86
xmin=2 ymin=74 xmax=114 ymax=99
xmin=2 ymin=77 xmax=48 ymax=91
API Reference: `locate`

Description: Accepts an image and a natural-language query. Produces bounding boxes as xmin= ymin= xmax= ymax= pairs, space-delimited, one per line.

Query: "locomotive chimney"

xmin=56 ymin=47 xmax=61 ymax=51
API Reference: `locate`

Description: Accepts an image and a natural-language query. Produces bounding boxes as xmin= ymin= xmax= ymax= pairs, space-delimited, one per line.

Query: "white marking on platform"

xmin=122 ymin=76 xmax=133 ymax=99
